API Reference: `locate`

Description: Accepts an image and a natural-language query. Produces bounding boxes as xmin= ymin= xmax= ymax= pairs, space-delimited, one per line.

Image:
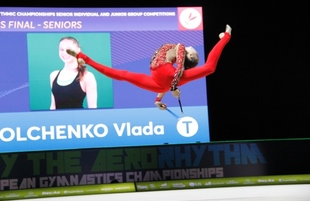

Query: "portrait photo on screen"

xmin=27 ymin=33 xmax=114 ymax=111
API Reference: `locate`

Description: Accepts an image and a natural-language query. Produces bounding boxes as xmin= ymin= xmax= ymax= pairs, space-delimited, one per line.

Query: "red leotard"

xmin=150 ymin=43 xmax=185 ymax=91
xmin=76 ymin=33 xmax=231 ymax=93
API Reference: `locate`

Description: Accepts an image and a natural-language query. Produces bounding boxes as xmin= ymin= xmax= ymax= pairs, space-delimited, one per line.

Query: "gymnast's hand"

xmin=171 ymin=88 xmax=181 ymax=98
xmin=155 ymin=101 xmax=167 ymax=110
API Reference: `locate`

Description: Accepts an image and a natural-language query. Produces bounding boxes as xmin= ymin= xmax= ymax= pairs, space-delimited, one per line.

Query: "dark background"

xmin=3 ymin=1 xmax=309 ymax=141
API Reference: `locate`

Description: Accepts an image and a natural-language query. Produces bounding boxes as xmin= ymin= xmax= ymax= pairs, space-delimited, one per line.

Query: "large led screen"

xmin=0 ymin=7 xmax=209 ymax=153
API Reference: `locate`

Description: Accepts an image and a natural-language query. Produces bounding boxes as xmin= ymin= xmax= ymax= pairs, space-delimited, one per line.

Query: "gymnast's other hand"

xmin=171 ymin=88 xmax=181 ymax=98
xmin=155 ymin=101 xmax=167 ymax=110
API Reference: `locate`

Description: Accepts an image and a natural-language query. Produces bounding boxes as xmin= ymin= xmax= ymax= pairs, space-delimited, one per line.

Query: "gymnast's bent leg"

xmin=178 ymin=28 xmax=231 ymax=86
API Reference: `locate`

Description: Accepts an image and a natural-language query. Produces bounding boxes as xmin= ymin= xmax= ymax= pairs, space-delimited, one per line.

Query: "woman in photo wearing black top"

xmin=50 ymin=36 xmax=97 ymax=109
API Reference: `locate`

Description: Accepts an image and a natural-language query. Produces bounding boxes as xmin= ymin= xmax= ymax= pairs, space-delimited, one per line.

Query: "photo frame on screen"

xmin=27 ymin=32 xmax=114 ymax=110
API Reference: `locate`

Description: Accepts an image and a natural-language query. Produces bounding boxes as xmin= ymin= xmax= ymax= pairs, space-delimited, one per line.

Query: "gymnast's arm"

xmin=154 ymin=92 xmax=167 ymax=110
xmin=170 ymin=43 xmax=185 ymax=97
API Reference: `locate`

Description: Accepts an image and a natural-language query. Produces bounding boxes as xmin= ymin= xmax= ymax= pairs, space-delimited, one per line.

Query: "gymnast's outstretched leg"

xmin=178 ymin=25 xmax=232 ymax=86
xmin=72 ymin=51 xmax=166 ymax=93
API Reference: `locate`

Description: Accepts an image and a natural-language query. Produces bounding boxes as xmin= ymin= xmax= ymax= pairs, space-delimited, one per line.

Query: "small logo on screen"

xmin=176 ymin=116 xmax=198 ymax=137
xmin=178 ymin=7 xmax=203 ymax=30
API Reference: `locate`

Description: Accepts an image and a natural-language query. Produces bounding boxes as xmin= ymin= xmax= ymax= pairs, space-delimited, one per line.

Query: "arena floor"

xmin=11 ymin=184 xmax=310 ymax=201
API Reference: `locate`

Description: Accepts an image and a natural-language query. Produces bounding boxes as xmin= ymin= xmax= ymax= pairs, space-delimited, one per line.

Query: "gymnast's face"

xmin=185 ymin=46 xmax=199 ymax=68
xmin=59 ymin=39 xmax=80 ymax=63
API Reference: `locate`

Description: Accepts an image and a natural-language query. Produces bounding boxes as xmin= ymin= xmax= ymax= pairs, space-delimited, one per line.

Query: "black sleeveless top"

xmin=52 ymin=71 xmax=86 ymax=109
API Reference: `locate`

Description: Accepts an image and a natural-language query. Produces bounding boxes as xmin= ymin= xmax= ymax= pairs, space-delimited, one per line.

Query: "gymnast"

xmin=67 ymin=24 xmax=232 ymax=110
